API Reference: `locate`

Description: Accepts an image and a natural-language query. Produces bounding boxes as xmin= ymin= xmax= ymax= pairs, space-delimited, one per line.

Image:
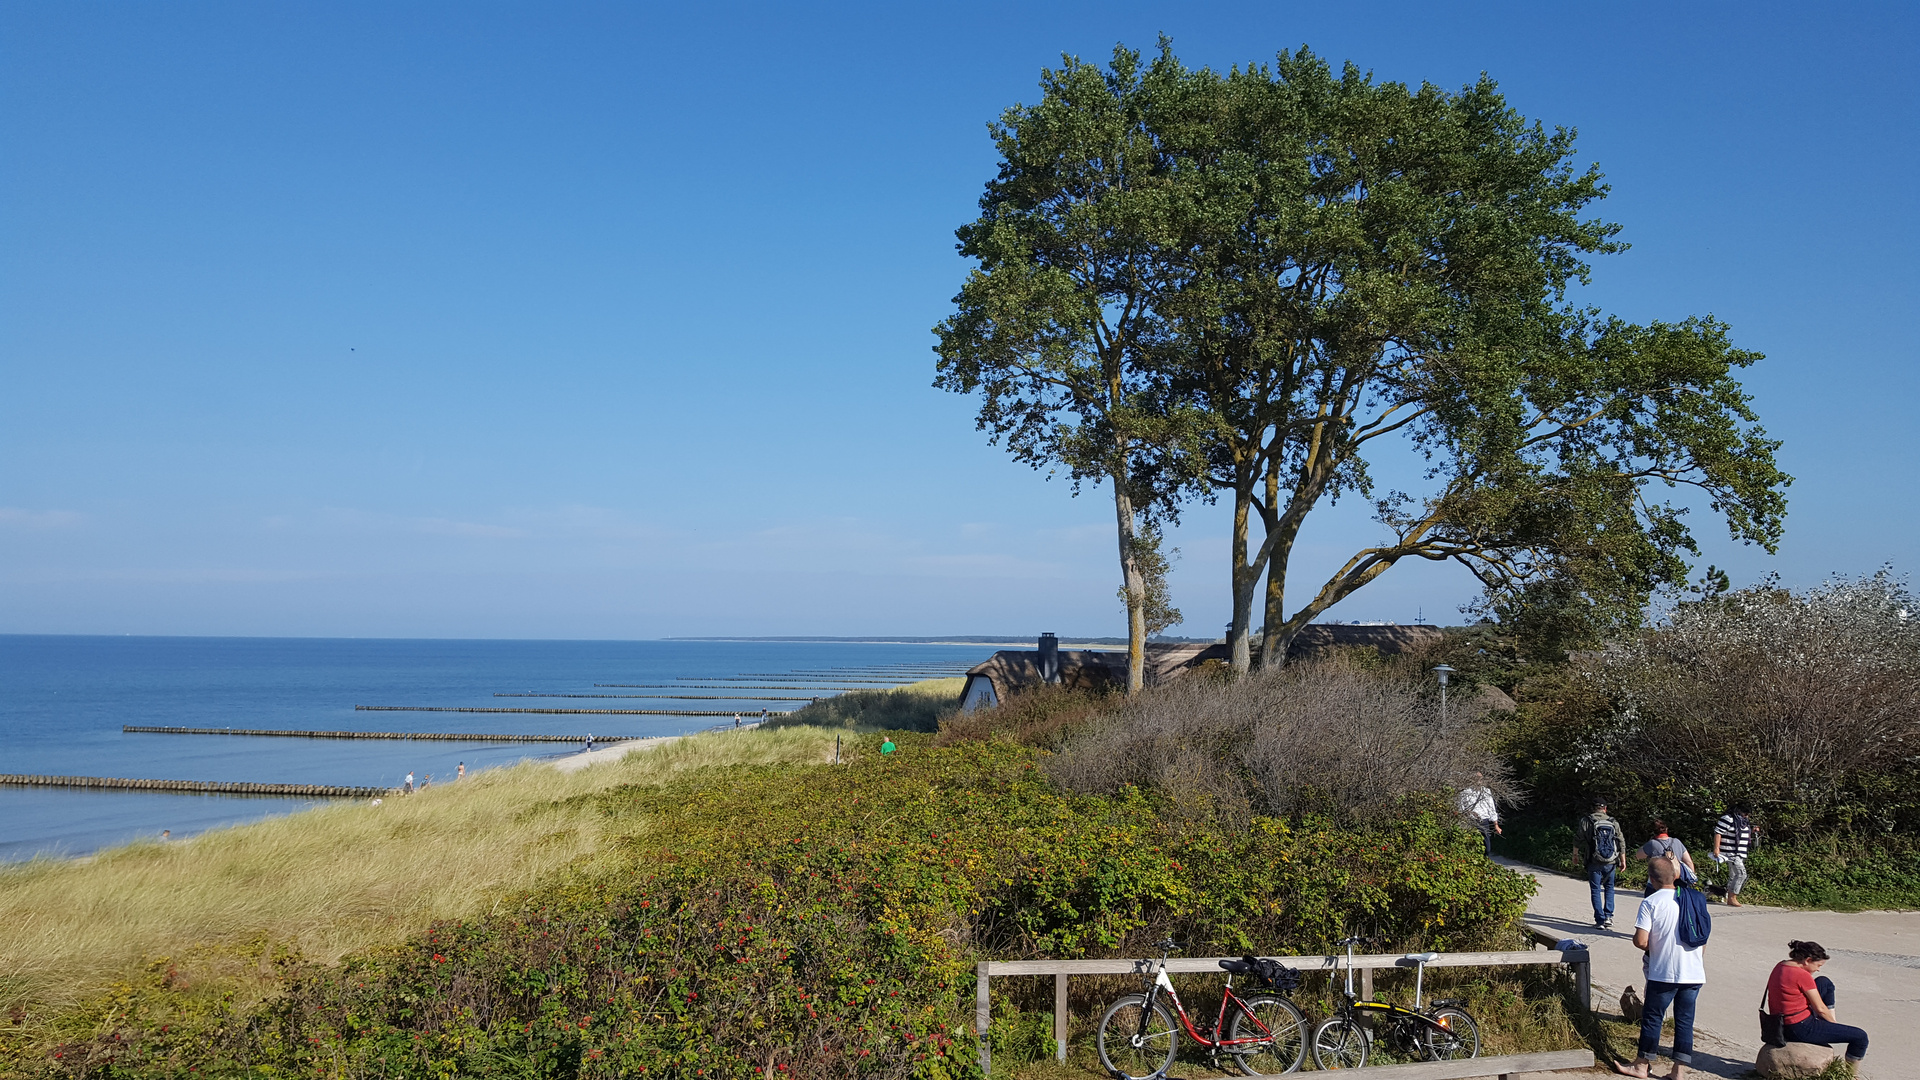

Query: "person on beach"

xmin=734 ymin=713 xmax=741 ymax=728
xmin=1635 ymin=820 xmax=1699 ymax=894
xmin=1457 ymin=771 xmax=1501 ymax=857
xmin=1615 ymin=856 xmax=1703 ymax=1078
xmin=1711 ymin=803 xmax=1756 ymax=906
xmin=1768 ymin=939 xmax=1868 ymax=1065
xmin=1577 ymin=797 xmax=1628 ymax=929
xmin=456 ymin=762 xmax=465 ymax=780
xmin=585 ymin=733 xmax=594 ymax=751
xmin=403 ymin=771 xmax=414 ymax=794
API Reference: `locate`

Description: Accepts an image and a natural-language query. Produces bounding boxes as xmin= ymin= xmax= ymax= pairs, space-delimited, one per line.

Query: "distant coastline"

xmin=663 ymin=635 xmax=1216 ymax=646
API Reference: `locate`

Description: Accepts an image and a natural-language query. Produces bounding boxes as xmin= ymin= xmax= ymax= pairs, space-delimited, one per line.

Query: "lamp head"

xmin=1433 ymin=663 xmax=1456 ymax=686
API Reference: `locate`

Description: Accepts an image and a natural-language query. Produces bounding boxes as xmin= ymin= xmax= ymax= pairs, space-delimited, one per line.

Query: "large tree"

xmin=1146 ymin=48 xmax=1789 ymax=669
xmin=933 ymin=47 xmax=1204 ymax=693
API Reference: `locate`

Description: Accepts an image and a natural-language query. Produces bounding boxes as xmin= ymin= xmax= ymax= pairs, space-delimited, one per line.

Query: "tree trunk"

xmin=1113 ymin=474 xmax=1147 ymax=694
xmin=1258 ymin=462 xmax=1290 ymax=670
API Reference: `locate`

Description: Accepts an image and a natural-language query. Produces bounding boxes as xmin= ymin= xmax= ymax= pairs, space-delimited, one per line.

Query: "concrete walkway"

xmin=1503 ymin=857 xmax=1917 ymax=1079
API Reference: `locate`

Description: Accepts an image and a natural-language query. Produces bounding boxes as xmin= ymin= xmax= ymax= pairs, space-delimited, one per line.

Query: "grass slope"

xmin=0 ymin=728 xmax=838 ymax=1020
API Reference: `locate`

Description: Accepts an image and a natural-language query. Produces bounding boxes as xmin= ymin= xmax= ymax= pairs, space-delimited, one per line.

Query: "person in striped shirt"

xmin=1711 ymin=803 xmax=1757 ymax=906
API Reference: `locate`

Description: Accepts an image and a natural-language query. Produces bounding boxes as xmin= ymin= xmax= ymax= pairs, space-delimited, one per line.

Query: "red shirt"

xmin=1768 ymin=961 xmax=1816 ymax=1024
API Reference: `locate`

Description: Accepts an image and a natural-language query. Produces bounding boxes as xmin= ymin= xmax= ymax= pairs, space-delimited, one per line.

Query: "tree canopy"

xmin=938 ymin=42 xmax=1789 ymax=678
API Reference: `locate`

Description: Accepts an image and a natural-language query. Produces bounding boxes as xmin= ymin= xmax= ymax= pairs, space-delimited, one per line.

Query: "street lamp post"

xmin=1433 ymin=664 xmax=1456 ymax=730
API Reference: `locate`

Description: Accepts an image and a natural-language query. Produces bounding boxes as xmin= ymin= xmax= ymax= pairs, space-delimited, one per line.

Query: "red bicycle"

xmin=1095 ymin=939 xmax=1307 ymax=1078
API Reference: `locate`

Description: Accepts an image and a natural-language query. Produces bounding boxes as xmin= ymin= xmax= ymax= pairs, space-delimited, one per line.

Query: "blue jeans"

xmin=1639 ymin=980 xmax=1700 ymax=1064
xmin=1476 ymin=820 xmax=1496 ymax=857
xmin=1588 ymin=864 xmax=1617 ymax=923
xmin=1784 ymin=976 xmax=1868 ymax=1059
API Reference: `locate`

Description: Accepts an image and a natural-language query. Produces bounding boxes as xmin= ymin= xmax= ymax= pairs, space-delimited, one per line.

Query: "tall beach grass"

xmin=763 ymin=675 xmax=964 ymax=732
xmin=0 ymin=727 xmax=836 ymax=1015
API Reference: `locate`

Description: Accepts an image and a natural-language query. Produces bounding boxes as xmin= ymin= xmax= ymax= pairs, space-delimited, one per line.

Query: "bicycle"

xmin=1095 ymin=939 xmax=1307 ymax=1079
xmin=1309 ymin=936 xmax=1480 ymax=1069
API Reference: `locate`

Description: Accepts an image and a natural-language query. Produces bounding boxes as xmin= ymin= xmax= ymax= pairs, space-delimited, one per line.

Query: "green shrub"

xmin=19 ymin=737 xmax=1536 ymax=1078
xmin=766 ymin=682 xmax=961 ymax=733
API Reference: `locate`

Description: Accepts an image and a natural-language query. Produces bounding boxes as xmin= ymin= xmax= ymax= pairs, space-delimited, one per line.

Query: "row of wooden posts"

xmin=0 ymin=774 xmax=390 ymax=798
xmin=124 ymin=725 xmax=630 ymax=743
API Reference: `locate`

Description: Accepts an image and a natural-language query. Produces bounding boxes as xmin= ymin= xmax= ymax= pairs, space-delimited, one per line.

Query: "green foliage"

xmin=936 ymin=41 xmax=1789 ymax=674
xmin=1491 ymin=572 xmax=1920 ymax=909
xmin=765 ymin=684 xmax=960 ymax=733
xmin=17 ymin=737 xmax=1536 ymax=1078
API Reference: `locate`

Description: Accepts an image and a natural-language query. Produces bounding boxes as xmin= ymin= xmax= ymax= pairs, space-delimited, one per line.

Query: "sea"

xmin=0 ymin=635 xmax=999 ymax=862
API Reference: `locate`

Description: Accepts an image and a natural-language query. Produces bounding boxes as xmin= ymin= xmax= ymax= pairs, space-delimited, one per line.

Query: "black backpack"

xmin=1219 ymin=956 xmax=1303 ymax=992
xmin=1590 ymin=816 xmax=1620 ymax=863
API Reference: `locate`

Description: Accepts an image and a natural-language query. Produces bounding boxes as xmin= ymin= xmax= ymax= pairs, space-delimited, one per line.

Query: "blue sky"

xmin=2 ymin=2 xmax=1914 ymax=639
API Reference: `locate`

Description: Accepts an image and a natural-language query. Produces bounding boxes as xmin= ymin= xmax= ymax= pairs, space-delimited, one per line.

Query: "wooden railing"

xmin=974 ymin=927 xmax=1592 ymax=1074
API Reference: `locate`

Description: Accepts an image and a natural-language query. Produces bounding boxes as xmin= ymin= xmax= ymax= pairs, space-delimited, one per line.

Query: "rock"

xmin=1756 ymin=1041 xmax=1840 ymax=1078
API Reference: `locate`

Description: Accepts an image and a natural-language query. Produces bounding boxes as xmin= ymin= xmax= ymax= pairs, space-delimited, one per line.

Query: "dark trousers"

xmin=1784 ymin=976 xmax=1869 ymax=1059
xmin=1588 ymin=863 xmax=1617 ymax=923
xmin=1639 ymin=980 xmax=1700 ymax=1064
xmin=1476 ymin=820 xmax=1496 ymax=857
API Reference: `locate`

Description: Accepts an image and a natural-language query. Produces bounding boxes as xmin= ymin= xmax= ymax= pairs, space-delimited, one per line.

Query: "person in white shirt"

xmin=1457 ymin=772 xmax=1501 ymax=857
xmin=1615 ymin=857 xmax=1704 ymax=1078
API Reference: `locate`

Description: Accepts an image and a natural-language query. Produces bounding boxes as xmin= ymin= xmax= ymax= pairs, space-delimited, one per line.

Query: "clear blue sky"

xmin=2 ymin=2 xmax=1914 ymax=639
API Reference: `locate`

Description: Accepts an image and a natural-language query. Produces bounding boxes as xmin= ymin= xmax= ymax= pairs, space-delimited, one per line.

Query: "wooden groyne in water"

xmin=0 ymin=774 xmax=390 ymax=798
xmin=124 ymin=726 xmax=635 ymax=743
xmin=493 ymin=693 xmax=818 ymax=701
xmin=356 ymin=705 xmax=782 ymax=717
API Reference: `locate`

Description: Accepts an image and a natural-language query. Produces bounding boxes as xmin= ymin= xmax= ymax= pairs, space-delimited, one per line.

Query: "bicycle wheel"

xmin=1420 ymin=1007 xmax=1479 ymax=1060
xmin=1310 ymin=1015 xmax=1369 ymax=1070
xmin=1224 ymin=994 xmax=1306 ymax=1074
xmin=1096 ymin=994 xmax=1179 ymax=1080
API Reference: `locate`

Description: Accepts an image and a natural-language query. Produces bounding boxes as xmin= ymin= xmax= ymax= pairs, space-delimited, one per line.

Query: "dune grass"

xmin=763 ymin=675 xmax=964 ymax=732
xmin=0 ymin=727 xmax=837 ymax=1017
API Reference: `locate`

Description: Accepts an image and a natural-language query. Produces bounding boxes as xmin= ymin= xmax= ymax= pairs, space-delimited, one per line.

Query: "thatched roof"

xmin=958 ymin=625 xmax=1450 ymax=710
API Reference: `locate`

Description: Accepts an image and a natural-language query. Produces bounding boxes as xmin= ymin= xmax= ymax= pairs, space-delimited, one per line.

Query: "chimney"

xmin=1038 ymin=632 xmax=1060 ymax=684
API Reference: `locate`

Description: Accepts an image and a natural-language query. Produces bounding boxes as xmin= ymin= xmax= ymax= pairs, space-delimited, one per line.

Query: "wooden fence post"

xmin=1054 ymin=972 xmax=1068 ymax=1061
xmin=976 ymin=962 xmax=991 ymax=1077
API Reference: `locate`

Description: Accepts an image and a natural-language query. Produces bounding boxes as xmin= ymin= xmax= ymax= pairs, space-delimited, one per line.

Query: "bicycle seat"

xmin=1218 ymin=959 xmax=1256 ymax=975
xmin=1403 ymin=952 xmax=1441 ymax=963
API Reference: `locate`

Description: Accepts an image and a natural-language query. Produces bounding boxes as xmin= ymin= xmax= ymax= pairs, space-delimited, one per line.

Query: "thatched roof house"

xmin=958 ymin=624 xmax=1450 ymax=711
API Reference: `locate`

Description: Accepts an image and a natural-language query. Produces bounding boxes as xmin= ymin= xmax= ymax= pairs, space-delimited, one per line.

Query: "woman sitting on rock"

xmin=1768 ymin=939 xmax=1868 ymax=1066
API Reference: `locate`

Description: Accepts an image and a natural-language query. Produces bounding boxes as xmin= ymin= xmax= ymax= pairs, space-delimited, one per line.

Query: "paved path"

xmin=1504 ymin=856 xmax=1918 ymax=1079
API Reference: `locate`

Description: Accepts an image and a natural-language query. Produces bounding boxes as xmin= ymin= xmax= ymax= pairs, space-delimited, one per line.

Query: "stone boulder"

xmin=1756 ymin=1041 xmax=1840 ymax=1078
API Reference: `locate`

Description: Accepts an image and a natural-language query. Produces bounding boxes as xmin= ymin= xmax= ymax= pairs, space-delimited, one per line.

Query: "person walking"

xmin=1577 ymin=797 xmax=1628 ymax=929
xmin=1458 ymin=771 xmax=1501 ymax=857
xmin=1635 ymin=820 xmax=1699 ymax=894
xmin=1767 ymin=939 xmax=1869 ymax=1066
xmin=1711 ymin=803 xmax=1756 ymax=906
xmin=1614 ymin=856 xmax=1704 ymax=1078
xmin=456 ymin=762 xmax=466 ymax=781
xmin=403 ymin=771 xmax=414 ymax=795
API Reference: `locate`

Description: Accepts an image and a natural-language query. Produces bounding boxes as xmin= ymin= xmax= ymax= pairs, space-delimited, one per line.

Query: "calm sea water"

xmin=0 ymin=636 xmax=994 ymax=861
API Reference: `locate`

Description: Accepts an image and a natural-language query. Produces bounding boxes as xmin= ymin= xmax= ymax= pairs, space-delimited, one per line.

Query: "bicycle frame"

xmin=1332 ymin=940 xmax=1457 ymax=1036
xmin=1137 ymin=959 xmax=1276 ymax=1051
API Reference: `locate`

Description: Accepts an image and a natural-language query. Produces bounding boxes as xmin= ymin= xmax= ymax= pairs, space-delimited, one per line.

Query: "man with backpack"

xmin=1577 ymin=797 xmax=1628 ymax=929
xmin=1615 ymin=855 xmax=1707 ymax=1079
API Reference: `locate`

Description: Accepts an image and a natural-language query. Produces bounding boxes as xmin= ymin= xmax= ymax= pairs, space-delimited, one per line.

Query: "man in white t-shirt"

xmin=1457 ymin=772 xmax=1501 ymax=857
xmin=1614 ymin=856 xmax=1704 ymax=1078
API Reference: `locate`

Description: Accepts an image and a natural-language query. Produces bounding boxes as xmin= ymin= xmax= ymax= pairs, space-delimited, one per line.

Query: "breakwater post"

xmin=0 ymin=774 xmax=391 ymax=798
xmin=124 ymin=726 xmax=637 ymax=743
